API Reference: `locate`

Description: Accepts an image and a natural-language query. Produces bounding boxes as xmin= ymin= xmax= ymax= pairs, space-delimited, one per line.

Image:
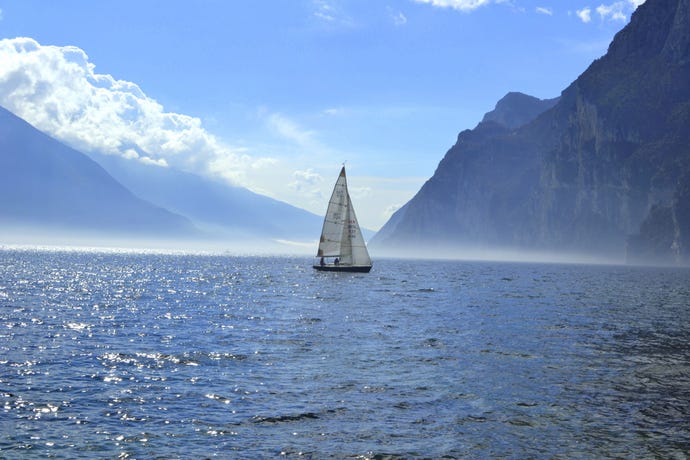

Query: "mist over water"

xmin=1 ymin=249 xmax=689 ymax=458
xmin=0 ymin=228 xmax=318 ymax=257
xmin=3 ymin=225 xmax=677 ymax=268
xmin=371 ymin=243 xmax=629 ymax=267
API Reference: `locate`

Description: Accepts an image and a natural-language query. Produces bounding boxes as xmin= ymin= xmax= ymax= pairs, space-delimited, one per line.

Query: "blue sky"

xmin=0 ymin=0 xmax=642 ymax=230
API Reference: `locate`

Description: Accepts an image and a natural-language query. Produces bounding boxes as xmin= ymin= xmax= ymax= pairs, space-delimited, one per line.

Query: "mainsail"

xmin=314 ymin=167 xmax=372 ymax=272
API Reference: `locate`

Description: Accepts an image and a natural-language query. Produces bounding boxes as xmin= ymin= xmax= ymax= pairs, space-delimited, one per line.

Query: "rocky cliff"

xmin=371 ymin=0 xmax=690 ymax=265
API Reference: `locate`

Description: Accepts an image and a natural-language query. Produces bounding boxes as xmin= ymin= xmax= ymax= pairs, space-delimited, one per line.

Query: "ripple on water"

xmin=1 ymin=250 xmax=689 ymax=458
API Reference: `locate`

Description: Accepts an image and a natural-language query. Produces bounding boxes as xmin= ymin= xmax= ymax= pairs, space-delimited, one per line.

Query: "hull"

xmin=313 ymin=264 xmax=372 ymax=273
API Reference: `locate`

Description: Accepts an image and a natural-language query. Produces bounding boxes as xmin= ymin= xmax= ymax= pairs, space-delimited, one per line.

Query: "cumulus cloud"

xmin=596 ymin=2 xmax=628 ymax=21
xmin=575 ymin=1 xmax=645 ymax=24
xmin=140 ymin=156 xmax=169 ymax=167
xmin=412 ymin=0 xmax=501 ymax=12
xmin=289 ymin=169 xmax=323 ymax=189
xmin=576 ymin=7 xmax=592 ymax=22
xmin=288 ymin=169 xmax=325 ymax=203
xmin=0 ymin=37 xmax=272 ymax=187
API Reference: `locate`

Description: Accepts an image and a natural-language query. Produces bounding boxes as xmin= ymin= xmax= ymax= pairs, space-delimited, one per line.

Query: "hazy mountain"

xmin=371 ymin=0 xmax=690 ymax=266
xmin=0 ymin=103 xmax=349 ymax=250
xmin=91 ymin=153 xmax=324 ymax=241
xmin=481 ymin=92 xmax=559 ymax=130
xmin=0 ymin=106 xmax=196 ymax=238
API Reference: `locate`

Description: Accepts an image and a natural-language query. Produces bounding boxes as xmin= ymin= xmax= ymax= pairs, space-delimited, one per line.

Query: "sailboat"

xmin=313 ymin=166 xmax=372 ymax=272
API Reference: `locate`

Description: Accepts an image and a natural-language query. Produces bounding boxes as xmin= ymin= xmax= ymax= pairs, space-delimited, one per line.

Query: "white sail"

xmin=341 ymin=191 xmax=371 ymax=266
xmin=315 ymin=167 xmax=372 ymax=270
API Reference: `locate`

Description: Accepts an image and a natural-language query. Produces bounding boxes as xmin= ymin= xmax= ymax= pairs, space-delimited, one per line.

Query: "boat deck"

xmin=313 ymin=264 xmax=372 ymax=273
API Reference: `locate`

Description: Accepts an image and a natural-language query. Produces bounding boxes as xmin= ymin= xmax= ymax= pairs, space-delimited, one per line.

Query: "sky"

xmin=0 ymin=0 xmax=643 ymax=231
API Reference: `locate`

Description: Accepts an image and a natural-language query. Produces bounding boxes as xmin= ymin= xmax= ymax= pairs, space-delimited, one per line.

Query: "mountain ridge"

xmin=371 ymin=0 xmax=690 ymax=266
xmin=0 ymin=105 xmax=197 ymax=238
xmin=481 ymin=92 xmax=559 ymax=130
xmin=0 ymin=105 xmax=325 ymax=249
xmin=91 ymin=152 xmax=323 ymax=241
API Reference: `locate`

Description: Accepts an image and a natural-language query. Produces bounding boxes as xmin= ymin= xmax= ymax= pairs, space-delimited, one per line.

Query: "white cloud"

xmin=412 ymin=0 xmax=502 ymax=12
xmin=288 ymin=168 xmax=325 ymax=204
xmin=575 ymin=1 xmax=645 ymax=24
xmin=266 ymin=112 xmax=316 ymax=146
xmin=311 ymin=0 xmax=355 ymax=26
xmin=139 ymin=156 xmax=169 ymax=167
xmin=289 ymin=169 xmax=323 ymax=189
xmin=536 ymin=7 xmax=553 ymax=16
xmin=385 ymin=5 xmax=407 ymax=26
xmin=384 ymin=203 xmax=403 ymax=220
xmin=0 ymin=37 xmax=272 ymax=187
xmin=392 ymin=11 xmax=408 ymax=25
xmin=349 ymin=186 xmax=372 ymax=200
xmin=322 ymin=107 xmax=342 ymax=116
xmin=596 ymin=2 xmax=628 ymax=21
xmin=122 ymin=149 xmax=139 ymax=160
xmin=313 ymin=0 xmax=336 ymax=21
xmin=250 ymin=157 xmax=279 ymax=170
xmin=576 ymin=7 xmax=592 ymax=23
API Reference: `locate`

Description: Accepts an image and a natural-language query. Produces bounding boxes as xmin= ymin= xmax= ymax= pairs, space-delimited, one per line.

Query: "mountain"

xmin=371 ymin=0 xmax=690 ymax=266
xmin=0 ymin=103 xmax=333 ymax=250
xmin=481 ymin=92 xmax=559 ymax=129
xmin=370 ymin=93 xmax=556 ymax=256
xmin=0 ymin=106 xmax=196 ymax=238
xmin=91 ymin=153 xmax=323 ymax=241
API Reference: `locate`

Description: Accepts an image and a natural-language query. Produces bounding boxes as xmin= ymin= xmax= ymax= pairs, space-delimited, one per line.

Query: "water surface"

xmin=1 ymin=249 xmax=689 ymax=458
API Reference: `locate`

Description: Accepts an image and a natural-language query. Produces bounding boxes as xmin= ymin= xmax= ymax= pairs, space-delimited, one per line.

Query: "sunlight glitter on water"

xmin=1 ymin=249 xmax=689 ymax=458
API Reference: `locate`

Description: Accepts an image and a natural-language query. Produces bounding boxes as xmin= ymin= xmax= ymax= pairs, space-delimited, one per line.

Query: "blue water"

xmin=1 ymin=249 xmax=689 ymax=459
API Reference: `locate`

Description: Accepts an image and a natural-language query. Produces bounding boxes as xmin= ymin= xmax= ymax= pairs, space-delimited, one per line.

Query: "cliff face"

xmin=371 ymin=94 xmax=558 ymax=253
xmin=541 ymin=0 xmax=690 ymax=263
xmin=372 ymin=0 xmax=690 ymax=265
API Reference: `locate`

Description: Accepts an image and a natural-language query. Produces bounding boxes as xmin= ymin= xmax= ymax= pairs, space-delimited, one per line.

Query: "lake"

xmin=1 ymin=248 xmax=689 ymax=458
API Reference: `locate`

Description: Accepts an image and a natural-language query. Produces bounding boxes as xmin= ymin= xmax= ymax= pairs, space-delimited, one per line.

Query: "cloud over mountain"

xmin=575 ymin=1 xmax=646 ymax=23
xmin=0 ymin=37 xmax=271 ymax=187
